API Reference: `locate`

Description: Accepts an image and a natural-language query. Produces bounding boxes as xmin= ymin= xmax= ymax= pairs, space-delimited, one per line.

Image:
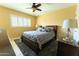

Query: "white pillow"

xmin=36 ymin=27 xmax=46 ymax=32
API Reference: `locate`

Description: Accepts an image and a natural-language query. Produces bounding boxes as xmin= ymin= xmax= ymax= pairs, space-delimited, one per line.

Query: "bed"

xmin=21 ymin=26 xmax=58 ymax=54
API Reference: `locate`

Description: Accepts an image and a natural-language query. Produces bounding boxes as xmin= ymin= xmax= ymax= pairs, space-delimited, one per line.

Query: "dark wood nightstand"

xmin=57 ymin=39 xmax=79 ymax=56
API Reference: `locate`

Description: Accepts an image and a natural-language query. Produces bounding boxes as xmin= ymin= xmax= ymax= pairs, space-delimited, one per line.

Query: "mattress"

xmin=22 ymin=31 xmax=55 ymax=49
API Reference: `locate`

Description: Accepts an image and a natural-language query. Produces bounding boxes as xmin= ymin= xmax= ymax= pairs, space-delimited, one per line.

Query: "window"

xmin=10 ymin=15 xmax=31 ymax=27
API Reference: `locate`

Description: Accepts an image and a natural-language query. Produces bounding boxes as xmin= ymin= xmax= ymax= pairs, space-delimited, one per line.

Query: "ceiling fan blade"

xmin=37 ymin=8 xmax=42 ymax=11
xmin=36 ymin=3 xmax=41 ymax=7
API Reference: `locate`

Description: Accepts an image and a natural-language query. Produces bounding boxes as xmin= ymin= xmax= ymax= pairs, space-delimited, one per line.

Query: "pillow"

xmin=36 ymin=26 xmax=54 ymax=32
xmin=40 ymin=28 xmax=46 ymax=32
xmin=36 ymin=26 xmax=47 ymax=32
xmin=36 ymin=27 xmax=42 ymax=31
xmin=44 ymin=27 xmax=52 ymax=32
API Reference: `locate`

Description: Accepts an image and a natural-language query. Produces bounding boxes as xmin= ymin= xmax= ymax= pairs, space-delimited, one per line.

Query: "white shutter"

xmin=11 ymin=15 xmax=31 ymax=27
xmin=11 ymin=15 xmax=18 ymax=27
xmin=17 ymin=16 xmax=23 ymax=27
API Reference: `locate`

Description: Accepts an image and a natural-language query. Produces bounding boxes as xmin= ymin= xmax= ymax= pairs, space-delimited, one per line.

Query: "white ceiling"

xmin=0 ymin=3 xmax=75 ymax=16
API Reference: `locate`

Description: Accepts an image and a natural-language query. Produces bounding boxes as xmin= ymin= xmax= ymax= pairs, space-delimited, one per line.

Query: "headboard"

xmin=46 ymin=25 xmax=58 ymax=39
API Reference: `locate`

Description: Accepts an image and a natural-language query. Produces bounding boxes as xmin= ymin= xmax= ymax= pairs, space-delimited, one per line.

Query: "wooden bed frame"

xmin=21 ymin=26 xmax=58 ymax=54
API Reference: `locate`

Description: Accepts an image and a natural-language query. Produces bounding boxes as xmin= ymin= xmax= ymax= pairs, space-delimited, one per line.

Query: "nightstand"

xmin=57 ymin=39 xmax=79 ymax=56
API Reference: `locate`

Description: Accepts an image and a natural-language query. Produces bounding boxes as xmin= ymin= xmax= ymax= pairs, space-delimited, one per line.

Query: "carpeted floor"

xmin=14 ymin=39 xmax=57 ymax=56
xmin=15 ymin=39 xmax=36 ymax=56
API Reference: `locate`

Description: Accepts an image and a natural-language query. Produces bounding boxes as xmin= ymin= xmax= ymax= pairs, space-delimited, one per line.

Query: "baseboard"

xmin=12 ymin=37 xmax=20 ymax=40
xmin=8 ymin=36 xmax=20 ymax=40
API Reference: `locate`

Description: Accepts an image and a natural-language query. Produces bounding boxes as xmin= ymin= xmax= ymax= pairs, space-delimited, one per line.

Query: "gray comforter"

xmin=22 ymin=31 xmax=55 ymax=49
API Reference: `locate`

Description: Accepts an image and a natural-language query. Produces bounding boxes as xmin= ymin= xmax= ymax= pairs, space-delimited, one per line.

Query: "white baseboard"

xmin=12 ymin=37 xmax=20 ymax=40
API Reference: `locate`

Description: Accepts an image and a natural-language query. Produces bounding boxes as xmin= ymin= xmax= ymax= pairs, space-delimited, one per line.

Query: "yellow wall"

xmin=0 ymin=6 xmax=37 ymax=39
xmin=37 ymin=5 xmax=77 ymax=39
xmin=37 ymin=5 xmax=77 ymax=26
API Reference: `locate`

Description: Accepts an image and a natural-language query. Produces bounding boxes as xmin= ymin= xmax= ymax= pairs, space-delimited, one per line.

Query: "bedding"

xmin=22 ymin=30 xmax=55 ymax=49
xmin=21 ymin=26 xmax=57 ymax=53
xmin=36 ymin=26 xmax=53 ymax=32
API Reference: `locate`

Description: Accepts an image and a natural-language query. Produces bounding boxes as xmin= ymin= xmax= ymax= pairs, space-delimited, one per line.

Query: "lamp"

xmin=62 ymin=19 xmax=78 ymax=41
xmin=62 ymin=19 xmax=70 ymax=41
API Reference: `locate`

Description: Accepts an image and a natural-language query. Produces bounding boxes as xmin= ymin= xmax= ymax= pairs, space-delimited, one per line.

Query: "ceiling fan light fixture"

xmin=33 ymin=8 xmax=36 ymax=12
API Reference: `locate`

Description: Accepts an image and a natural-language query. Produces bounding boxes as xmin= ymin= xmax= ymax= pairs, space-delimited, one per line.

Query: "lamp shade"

xmin=62 ymin=19 xmax=78 ymax=29
xmin=62 ymin=19 xmax=70 ymax=29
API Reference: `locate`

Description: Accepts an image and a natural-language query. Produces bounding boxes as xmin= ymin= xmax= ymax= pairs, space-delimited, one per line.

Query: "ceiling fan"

xmin=26 ymin=3 xmax=42 ymax=12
